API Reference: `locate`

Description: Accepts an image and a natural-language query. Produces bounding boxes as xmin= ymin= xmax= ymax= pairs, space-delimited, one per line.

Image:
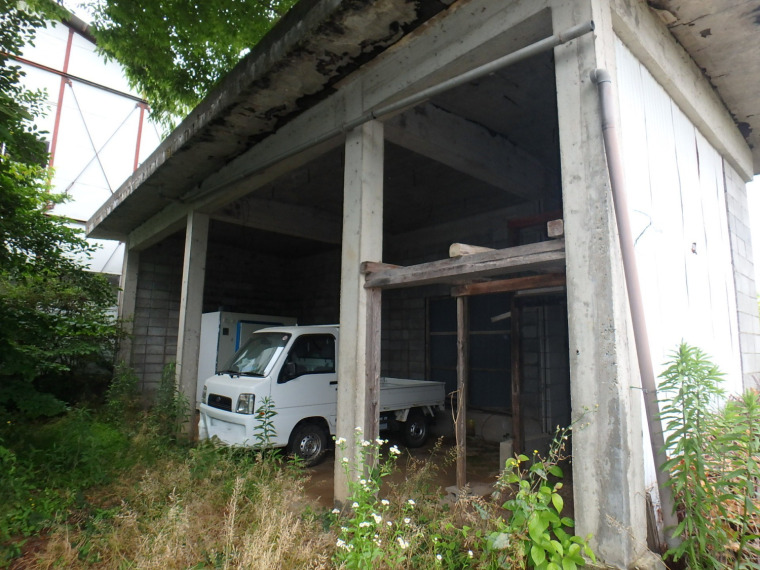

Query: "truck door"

xmin=273 ymin=333 xmax=338 ymax=438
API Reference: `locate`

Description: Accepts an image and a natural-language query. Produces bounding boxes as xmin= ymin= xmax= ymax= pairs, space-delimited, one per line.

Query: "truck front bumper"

xmin=199 ymin=404 xmax=259 ymax=447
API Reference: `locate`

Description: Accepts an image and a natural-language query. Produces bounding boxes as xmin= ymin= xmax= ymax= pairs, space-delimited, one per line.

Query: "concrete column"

xmin=334 ymin=120 xmax=384 ymax=504
xmin=176 ymin=211 xmax=209 ymax=435
xmin=117 ymin=245 xmax=140 ymax=365
xmin=553 ymin=1 xmax=649 ymax=567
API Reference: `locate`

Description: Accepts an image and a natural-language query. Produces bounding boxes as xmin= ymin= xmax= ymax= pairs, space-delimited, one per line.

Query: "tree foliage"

xmin=0 ymin=0 xmax=119 ymax=417
xmin=87 ymin=0 xmax=297 ymax=128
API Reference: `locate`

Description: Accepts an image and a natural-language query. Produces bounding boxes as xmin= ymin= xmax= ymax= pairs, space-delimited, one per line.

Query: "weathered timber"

xmin=547 ymin=219 xmax=564 ymax=239
xmin=449 ymin=243 xmax=495 ymax=257
xmin=510 ymin=298 xmax=522 ymax=454
xmin=360 ymin=261 xmax=401 ymax=274
xmin=451 ymin=273 xmax=566 ymax=297
xmin=364 ymin=240 xmax=565 ymax=290
xmin=456 ymin=296 xmax=469 ymax=491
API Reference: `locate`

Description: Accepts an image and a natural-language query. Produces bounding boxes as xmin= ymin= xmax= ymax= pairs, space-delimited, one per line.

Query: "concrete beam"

xmin=175 ymin=211 xmax=209 ymax=437
xmin=213 ymin=197 xmax=342 ymax=244
xmin=121 ymin=0 xmax=554 ymax=253
xmin=554 ymin=0 xmax=649 ymax=566
xmin=335 ymin=119 xmax=384 ymax=504
xmin=385 ymin=103 xmax=547 ymax=200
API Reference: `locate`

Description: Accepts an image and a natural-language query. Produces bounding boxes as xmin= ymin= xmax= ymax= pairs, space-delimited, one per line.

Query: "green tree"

xmin=86 ymin=0 xmax=297 ymax=129
xmin=0 ymin=0 xmax=119 ymax=417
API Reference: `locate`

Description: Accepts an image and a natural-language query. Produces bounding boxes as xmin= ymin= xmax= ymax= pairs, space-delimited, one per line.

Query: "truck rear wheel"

xmin=289 ymin=422 xmax=328 ymax=466
xmin=403 ymin=408 xmax=428 ymax=448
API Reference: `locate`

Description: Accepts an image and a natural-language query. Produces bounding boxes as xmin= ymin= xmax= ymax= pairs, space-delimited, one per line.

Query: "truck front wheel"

xmin=403 ymin=408 xmax=428 ymax=448
xmin=289 ymin=422 xmax=328 ymax=466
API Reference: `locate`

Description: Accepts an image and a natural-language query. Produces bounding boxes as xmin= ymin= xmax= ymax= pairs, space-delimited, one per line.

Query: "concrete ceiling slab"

xmin=651 ymin=0 xmax=760 ymax=172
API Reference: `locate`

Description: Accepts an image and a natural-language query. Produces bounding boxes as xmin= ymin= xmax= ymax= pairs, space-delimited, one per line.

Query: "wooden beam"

xmin=456 ymin=296 xmax=469 ymax=491
xmin=360 ymin=261 xmax=401 ymax=274
xmin=452 ymin=273 xmax=566 ymax=297
xmin=364 ymin=239 xmax=565 ymax=290
xmin=449 ymin=243 xmax=494 ymax=257
xmin=385 ymin=104 xmax=546 ymax=200
xmin=212 ymin=198 xmax=342 ymax=244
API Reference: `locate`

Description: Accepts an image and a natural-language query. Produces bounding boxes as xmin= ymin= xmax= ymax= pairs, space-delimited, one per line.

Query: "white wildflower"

xmin=372 ymin=513 xmax=382 ymax=524
xmin=359 ymin=479 xmax=367 ymax=486
xmin=355 ymin=426 xmax=363 ymax=432
xmin=331 ymin=508 xmax=340 ymax=514
xmin=436 ymin=554 xmax=443 ymax=561
xmin=468 ymin=550 xmax=474 ymax=558
xmin=397 ymin=537 xmax=409 ymax=549
xmin=361 ymin=439 xmax=371 ymax=447
xmin=375 ymin=438 xmax=385 ymax=445
xmin=387 ymin=520 xmax=392 ymax=526
xmin=335 ymin=437 xmax=346 ymax=445
xmin=336 ymin=538 xmax=346 ymax=549
xmin=389 ymin=445 xmax=401 ymax=455
xmin=403 ymin=517 xmax=411 ymax=525
xmin=342 ymin=457 xmax=349 ymax=463
xmin=407 ymin=499 xmax=416 ymax=506
xmin=381 ymin=499 xmax=389 ymax=506
xmin=374 ymin=538 xmax=382 ymax=546
xmin=359 ymin=521 xmax=371 ymax=528
xmin=352 ymin=502 xmax=359 ymax=508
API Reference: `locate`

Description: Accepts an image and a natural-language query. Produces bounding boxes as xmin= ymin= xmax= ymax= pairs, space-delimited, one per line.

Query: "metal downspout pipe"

xmin=591 ymin=68 xmax=680 ymax=551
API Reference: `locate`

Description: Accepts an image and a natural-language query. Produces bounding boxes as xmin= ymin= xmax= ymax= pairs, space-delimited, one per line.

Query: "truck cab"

xmin=199 ymin=325 xmax=444 ymax=465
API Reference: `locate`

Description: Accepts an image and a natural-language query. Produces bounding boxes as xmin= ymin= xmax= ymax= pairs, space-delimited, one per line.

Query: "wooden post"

xmin=176 ymin=211 xmax=209 ymax=438
xmin=510 ymin=297 xmax=522 ymax=454
xmin=456 ymin=295 xmax=469 ymax=491
xmin=334 ymin=119 xmax=384 ymax=504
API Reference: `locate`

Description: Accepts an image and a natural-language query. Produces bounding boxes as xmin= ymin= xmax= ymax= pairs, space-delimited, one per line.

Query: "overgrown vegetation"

xmin=658 ymin=343 xmax=760 ymax=568
xmin=1 ymin=0 xmax=120 ymax=418
xmin=331 ymin=426 xmax=593 ymax=569
xmin=85 ymin=0 xmax=298 ymax=128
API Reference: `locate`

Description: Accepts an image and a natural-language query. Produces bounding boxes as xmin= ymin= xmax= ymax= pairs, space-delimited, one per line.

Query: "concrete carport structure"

xmin=88 ymin=0 xmax=760 ymax=567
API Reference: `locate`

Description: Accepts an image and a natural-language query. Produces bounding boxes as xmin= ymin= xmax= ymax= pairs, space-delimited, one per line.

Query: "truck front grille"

xmin=207 ymin=394 xmax=232 ymax=412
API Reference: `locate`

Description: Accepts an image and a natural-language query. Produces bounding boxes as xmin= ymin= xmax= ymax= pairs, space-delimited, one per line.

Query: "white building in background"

xmin=14 ymin=13 xmax=161 ymax=278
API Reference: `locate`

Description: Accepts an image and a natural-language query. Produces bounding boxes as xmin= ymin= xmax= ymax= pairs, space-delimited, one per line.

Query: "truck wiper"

xmin=217 ymin=369 xmax=240 ymax=378
xmin=238 ymin=371 xmax=265 ymax=378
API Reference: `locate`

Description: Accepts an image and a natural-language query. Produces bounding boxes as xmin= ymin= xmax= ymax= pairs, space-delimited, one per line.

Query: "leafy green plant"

xmin=657 ymin=343 xmax=727 ymax=568
xmin=251 ymin=396 xmax=277 ymax=451
xmin=104 ymin=363 xmax=141 ymax=424
xmin=714 ymin=390 xmax=760 ymax=566
xmin=332 ymin=428 xmax=416 ymax=568
xmin=486 ymin=426 xmax=595 ymax=569
xmin=148 ymin=363 xmax=189 ymax=440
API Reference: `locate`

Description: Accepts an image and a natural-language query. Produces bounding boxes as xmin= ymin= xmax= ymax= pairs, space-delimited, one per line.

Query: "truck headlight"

xmin=236 ymin=394 xmax=256 ymax=414
xmin=201 ymin=385 xmax=207 ymax=404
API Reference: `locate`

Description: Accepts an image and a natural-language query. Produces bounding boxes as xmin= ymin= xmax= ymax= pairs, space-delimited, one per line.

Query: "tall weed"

xmin=658 ymin=343 xmax=760 ymax=568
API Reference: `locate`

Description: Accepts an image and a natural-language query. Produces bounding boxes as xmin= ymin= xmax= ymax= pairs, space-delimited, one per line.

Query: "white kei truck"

xmin=198 ymin=325 xmax=445 ymax=465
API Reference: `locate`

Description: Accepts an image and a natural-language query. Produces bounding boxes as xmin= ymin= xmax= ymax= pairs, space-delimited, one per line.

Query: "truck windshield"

xmin=220 ymin=333 xmax=291 ymax=377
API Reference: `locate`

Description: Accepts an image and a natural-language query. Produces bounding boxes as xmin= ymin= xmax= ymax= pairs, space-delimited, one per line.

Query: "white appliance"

xmin=196 ymin=311 xmax=297 ymax=406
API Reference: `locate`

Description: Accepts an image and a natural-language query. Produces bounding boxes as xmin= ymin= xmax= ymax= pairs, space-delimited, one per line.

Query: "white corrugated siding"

xmin=616 ymin=39 xmax=743 ymax=395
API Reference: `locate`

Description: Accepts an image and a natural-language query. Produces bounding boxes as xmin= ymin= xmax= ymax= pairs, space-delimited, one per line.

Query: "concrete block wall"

xmin=133 ymin=235 xmax=184 ymax=395
xmin=203 ymin=239 xmax=294 ymax=317
xmin=288 ymin=248 xmax=341 ymax=325
xmin=520 ymin=299 xmax=570 ymax=454
xmin=724 ymin=163 xmax=760 ymax=389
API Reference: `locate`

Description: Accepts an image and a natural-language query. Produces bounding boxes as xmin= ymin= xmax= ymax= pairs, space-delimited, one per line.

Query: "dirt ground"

xmin=302 ymin=435 xmax=510 ymax=508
